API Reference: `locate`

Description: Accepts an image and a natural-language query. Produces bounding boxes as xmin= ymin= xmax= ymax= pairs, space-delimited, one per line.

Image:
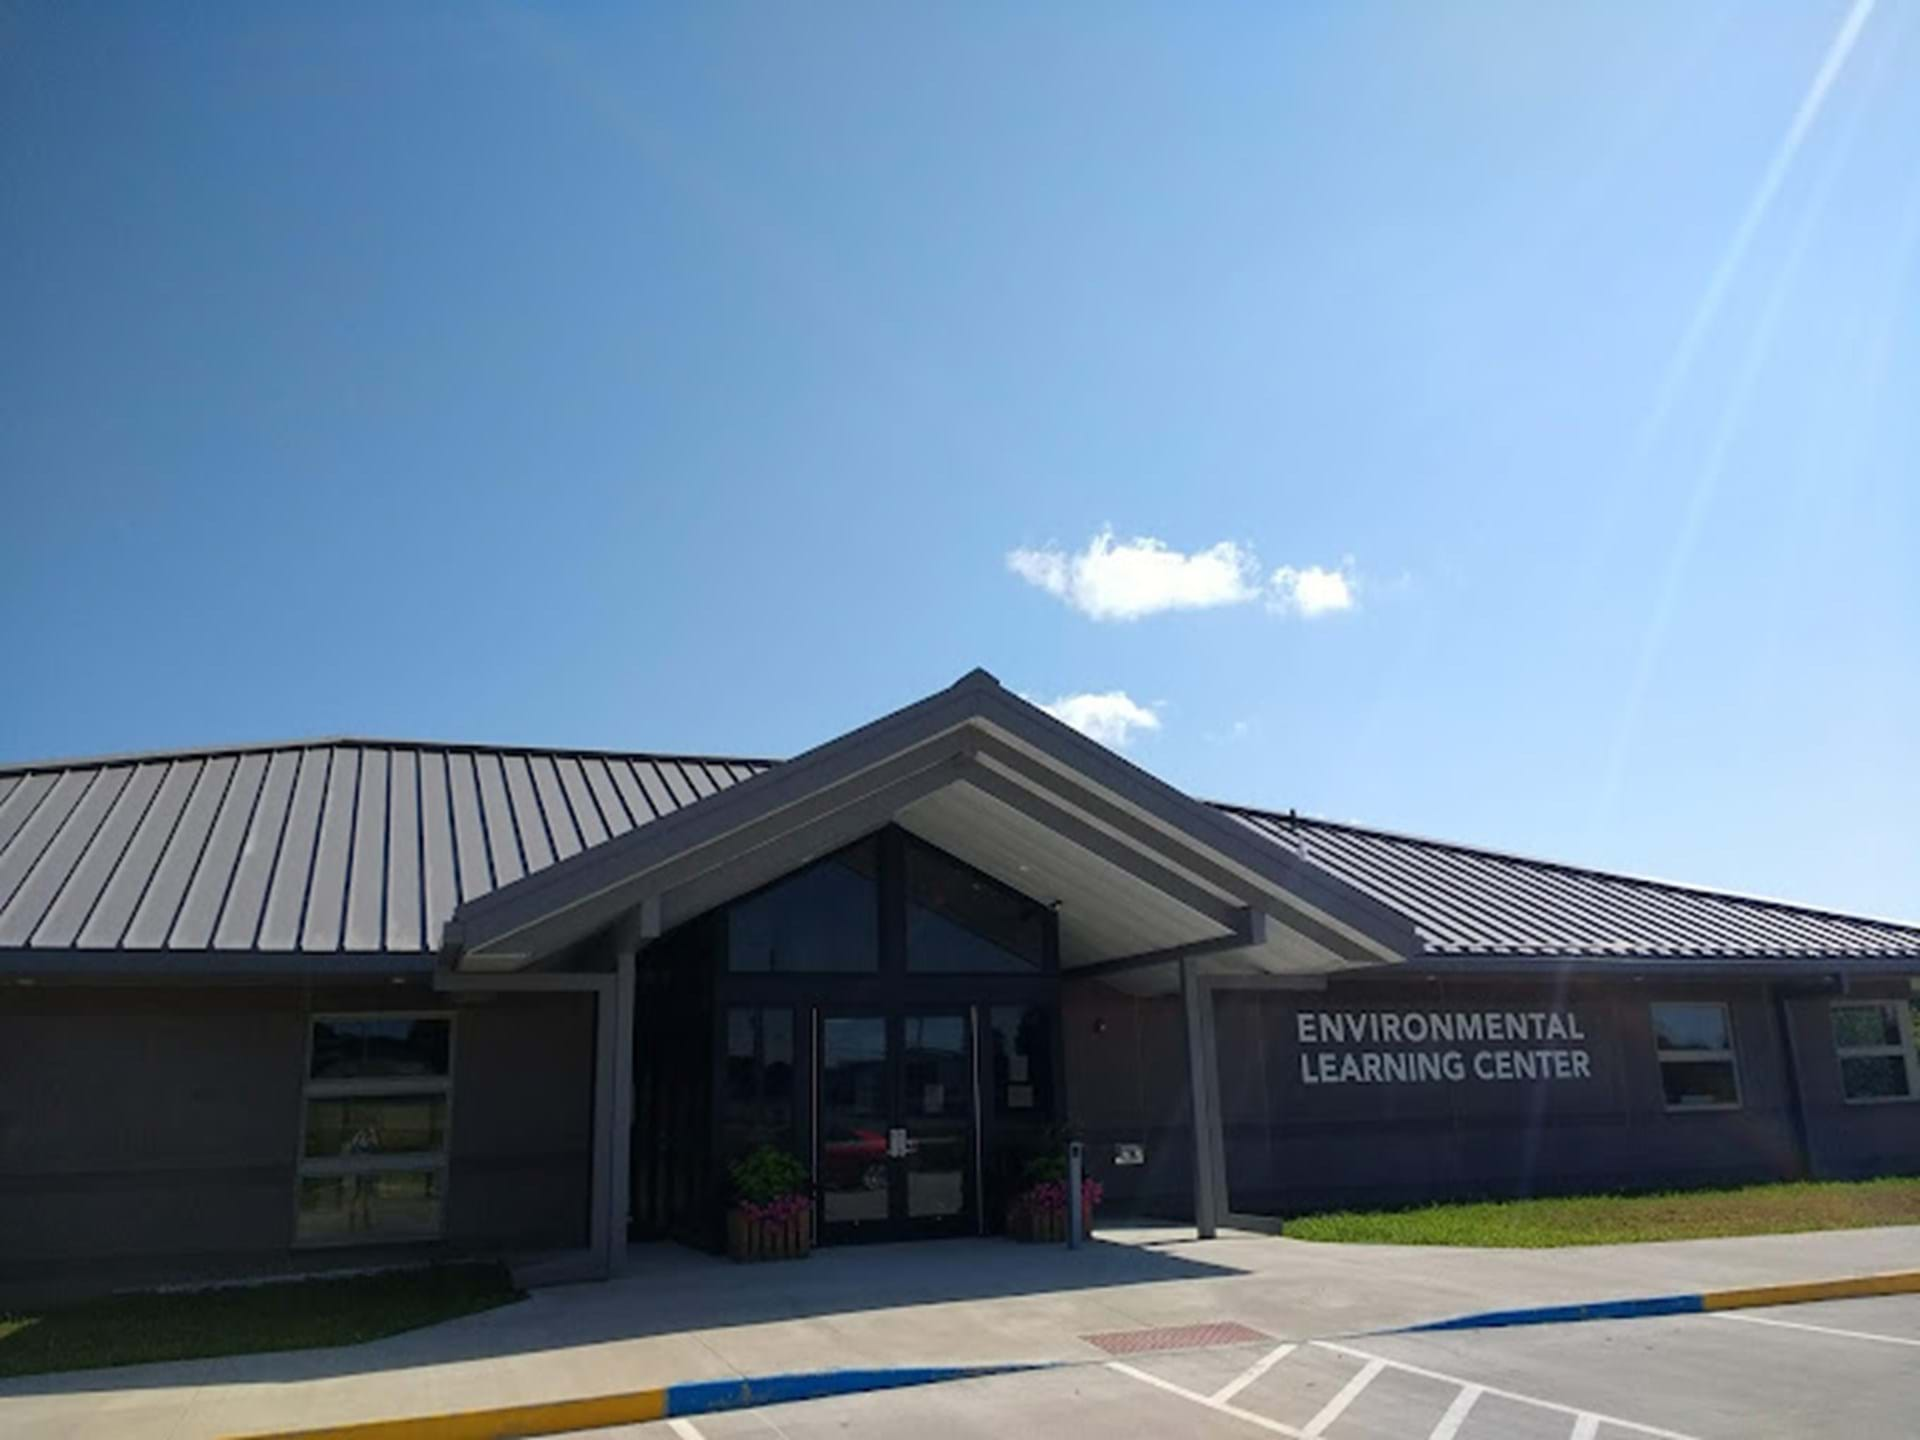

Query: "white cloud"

xmin=1031 ymin=690 xmax=1162 ymax=749
xmin=1269 ymin=563 xmax=1356 ymax=617
xmin=1007 ymin=529 xmax=1261 ymax=621
xmin=1008 ymin=528 xmax=1358 ymax=622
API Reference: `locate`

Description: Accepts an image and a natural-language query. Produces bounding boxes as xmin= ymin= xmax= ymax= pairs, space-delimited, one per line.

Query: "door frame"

xmin=814 ymin=1004 xmax=981 ymax=1243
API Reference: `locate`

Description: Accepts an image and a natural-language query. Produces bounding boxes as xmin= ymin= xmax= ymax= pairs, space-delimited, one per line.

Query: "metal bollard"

xmin=1067 ymin=1140 xmax=1084 ymax=1249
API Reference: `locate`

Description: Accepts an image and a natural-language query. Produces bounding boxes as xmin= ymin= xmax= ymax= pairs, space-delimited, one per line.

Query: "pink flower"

xmin=738 ymin=1193 xmax=812 ymax=1224
xmin=1013 ymin=1179 xmax=1102 ymax=1216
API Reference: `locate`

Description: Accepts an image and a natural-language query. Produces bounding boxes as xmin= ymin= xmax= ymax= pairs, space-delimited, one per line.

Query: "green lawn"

xmin=0 ymin=1262 xmax=522 ymax=1380
xmin=1285 ymin=1175 xmax=1920 ymax=1247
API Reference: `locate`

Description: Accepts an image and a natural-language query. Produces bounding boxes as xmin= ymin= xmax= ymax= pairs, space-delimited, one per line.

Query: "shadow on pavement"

xmin=0 ymin=1231 xmax=1249 ymax=1398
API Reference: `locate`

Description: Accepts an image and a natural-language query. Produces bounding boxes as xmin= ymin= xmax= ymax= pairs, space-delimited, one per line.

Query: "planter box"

xmin=1005 ymin=1206 xmax=1067 ymax=1244
xmin=727 ymin=1207 xmax=813 ymax=1262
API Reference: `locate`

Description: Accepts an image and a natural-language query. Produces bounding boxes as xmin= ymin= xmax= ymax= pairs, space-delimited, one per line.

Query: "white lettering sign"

xmin=1295 ymin=1008 xmax=1594 ymax=1086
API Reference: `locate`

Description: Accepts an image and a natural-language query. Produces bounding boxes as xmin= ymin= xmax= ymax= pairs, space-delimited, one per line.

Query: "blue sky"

xmin=3 ymin=2 xmax=1916 ymax=920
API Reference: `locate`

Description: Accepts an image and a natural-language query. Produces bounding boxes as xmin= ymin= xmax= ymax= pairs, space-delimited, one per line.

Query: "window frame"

xmin=294 ymin=1010 xmax=456 ymax=1248
xmin=1830 ymin=999 xmax=1920 ymax=1106
xmin=1650 ymin=1000 xmax=1742 ymax=1113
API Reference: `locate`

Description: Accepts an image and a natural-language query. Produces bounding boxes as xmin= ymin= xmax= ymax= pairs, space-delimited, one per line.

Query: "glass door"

xmin=898 ymin=1012 xmax=974 ymax=1236
xmin=818 ymin=1013 xmax=892 ymax=1237
xmin=816 ymin=1009 xmax=977 ymax=1242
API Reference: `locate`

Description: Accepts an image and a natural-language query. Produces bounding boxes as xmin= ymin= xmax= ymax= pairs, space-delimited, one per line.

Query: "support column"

xmin=588 ymin=976 xmax=618 ymax=1276
xmin=1181 ymin=956 xmax=1222 ymax=1239
xmin=609 ymin=951 xmax=637 ymax=1274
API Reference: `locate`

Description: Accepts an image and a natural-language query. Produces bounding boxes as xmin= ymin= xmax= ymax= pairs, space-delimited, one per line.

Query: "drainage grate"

xmin=1082 ymin=1321 xmax=1273 ymax=1355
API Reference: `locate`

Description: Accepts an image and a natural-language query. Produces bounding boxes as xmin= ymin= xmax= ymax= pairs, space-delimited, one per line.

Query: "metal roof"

xmin=0 ymin=741 xmax=770 ymax=958
xmin=1223 ymin=807 xmax=1920 ymax=961
xmin=0 ymin=733 xmax=1915 ymax=967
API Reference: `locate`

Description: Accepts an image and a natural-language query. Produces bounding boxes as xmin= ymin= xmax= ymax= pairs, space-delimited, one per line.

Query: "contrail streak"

xmin=1632 ymin=0 xmax=1878 ymax=451
xmin=1593 ymin=0 xmax=1888 ymax=828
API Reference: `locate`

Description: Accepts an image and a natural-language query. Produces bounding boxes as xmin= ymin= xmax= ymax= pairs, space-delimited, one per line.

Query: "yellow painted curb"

xmin=222 ymin=1386 xmax=668 ymax=1440
xmin=1701 ymin=1269 xmax=1920 ymax=1312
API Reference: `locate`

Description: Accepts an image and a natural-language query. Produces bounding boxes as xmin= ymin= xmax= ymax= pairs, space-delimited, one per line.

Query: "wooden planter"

xmin=1005 ymin=1205 xmax=1067 ymax=1243
xmin=727 ymin=1206 xmax=813 ymax=1262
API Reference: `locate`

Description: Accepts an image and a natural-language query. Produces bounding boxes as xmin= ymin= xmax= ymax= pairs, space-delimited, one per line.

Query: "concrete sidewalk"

xmin=5 ymin=1223 xmax=1916 ymax=1439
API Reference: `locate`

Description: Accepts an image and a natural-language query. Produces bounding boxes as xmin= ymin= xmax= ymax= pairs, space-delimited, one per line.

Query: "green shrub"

xmin=728 ymin=1145 xmax=810 ymax=1205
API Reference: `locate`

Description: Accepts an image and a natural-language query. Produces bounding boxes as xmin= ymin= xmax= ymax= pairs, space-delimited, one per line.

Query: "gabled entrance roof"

xmin=444 ymin=670 xmax=1420 ymax=985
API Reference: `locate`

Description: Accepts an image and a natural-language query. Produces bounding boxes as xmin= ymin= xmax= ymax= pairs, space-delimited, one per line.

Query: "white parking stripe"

xmin=1570 ymin=1414 xmax=1601 ymax=1440
xmin=1714 ymin=1311 xmax=1920 ymax=1348
xmin=1106 ymin=1361 xmax=1302 ymax=1436
xmin=1312 ymin=1342 xmax=1702 ymax=1440
xmin=1301 ymin=1357 xmax=1385 ymax=1437
xmin=1426 ymin=1384 xmax=1483 ymax=1440
xmin=1212 ymin=1343 xmax=1298 ymax=1404
xmin=668 ymin=1420 xmax=707 ymax=1439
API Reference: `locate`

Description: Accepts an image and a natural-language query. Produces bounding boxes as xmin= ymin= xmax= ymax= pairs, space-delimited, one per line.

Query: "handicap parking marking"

xmin=1106 ymin=1359 xmax=1303 ymax=1435
xmin=1425 ymin=1383 xmax=1483 ymax=1440
xmin=1314 ymin=1341 xmax=1697 ymax=1440
xmin=1298 ymin=1356 xmax=1386 ymax=1437
xmin=1109 ymin=1337 xmax=1704 ymax=1440
xmin=1211 ymin=1342 xmax=1300 ymax=1405
xmin=1712 ymin=1310 xmax=1920 ymax=1349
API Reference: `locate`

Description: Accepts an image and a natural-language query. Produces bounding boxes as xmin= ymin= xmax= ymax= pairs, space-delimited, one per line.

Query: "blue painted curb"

xmin=665 ymin=1362 xmax=1050 ymax=1417
xmin=1400 ymin=1293 xmax=1705 ymax=1333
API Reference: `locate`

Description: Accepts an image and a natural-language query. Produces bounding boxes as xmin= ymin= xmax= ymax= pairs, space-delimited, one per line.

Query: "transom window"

xmin=296 ymin=1014 xmax=452 ymax=1245
xmin=727 ymin=837 xmax=880 ymax=973
xmin=1831 ymin=1001 xmax=1920 ymax=1103
xmin=905 ymin=837 xmax=1047 ymax=973
xmin=1650 ymin=1001 xmax=1740 ymax=1111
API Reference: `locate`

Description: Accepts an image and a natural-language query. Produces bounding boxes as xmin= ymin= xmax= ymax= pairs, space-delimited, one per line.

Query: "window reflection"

xmin=905 ymin=839 xmax=1045 ymax=972
xmin=727 ymin=838 xmax=880 ymax=972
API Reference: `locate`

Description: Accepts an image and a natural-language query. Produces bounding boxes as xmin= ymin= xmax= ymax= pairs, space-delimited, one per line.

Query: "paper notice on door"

xmin=1008 ymin=1055 xmax=1030 ymax=1083
xmin=922 ymin=1083 xmax=945 ymax=1114
xmin=1006 ymin=1084 xmax=1035 ymax=1110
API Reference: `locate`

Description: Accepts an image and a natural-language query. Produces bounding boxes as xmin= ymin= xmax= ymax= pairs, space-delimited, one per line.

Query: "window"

xmin=727 ymin=838 xmax=880 ymax=972
xmin=905 ymin=838 xmax=1047 ymax=972
xmin=1651 ymin=1002 xmax=1740 ymax=1110
xmin=297 ymin=1014 xmax=452 ymax=1244
xmin=721 ymin=1006 xmax=797 ymax=1158
xmin=1831 ymin=1001 xmax=1920 ymax=1103
xmin=987 ymin=1004 xmax=1054 ymax=1119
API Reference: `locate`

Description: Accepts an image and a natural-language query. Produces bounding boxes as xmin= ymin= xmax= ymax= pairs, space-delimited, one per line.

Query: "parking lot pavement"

xmin=593 ymin=1296 xmax=1920 ymax=1440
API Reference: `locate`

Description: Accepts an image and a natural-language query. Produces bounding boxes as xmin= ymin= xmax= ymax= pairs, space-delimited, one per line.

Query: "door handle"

xmin=887 ymin=1127 xmax=908 ymax=1158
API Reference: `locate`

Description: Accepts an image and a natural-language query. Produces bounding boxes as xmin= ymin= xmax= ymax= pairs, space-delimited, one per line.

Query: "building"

xmin=3 ymin=670 xmax=1917 ymax=1298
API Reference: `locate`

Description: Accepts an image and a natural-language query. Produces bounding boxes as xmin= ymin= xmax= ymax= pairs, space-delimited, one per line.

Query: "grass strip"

xmin=1286 ymin=1175 xmax=1920 ymax=1247
xmin=0 ymin=1261 xmax=522 ymax=1379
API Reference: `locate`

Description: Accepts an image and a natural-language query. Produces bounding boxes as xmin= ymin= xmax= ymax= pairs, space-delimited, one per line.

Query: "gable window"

xmin=1831 ymin=1001 xmax=1920 ymax=1103
xmin=905 ymin=837 xmax=1047 ymax=973
xmin=1650 ymin=1002 xmax=1740 ymax=1110
xmin=727 ymin=837 xmax=880 ymax=973
xmin=297 ymin=1015 xmax=453 ymax=1245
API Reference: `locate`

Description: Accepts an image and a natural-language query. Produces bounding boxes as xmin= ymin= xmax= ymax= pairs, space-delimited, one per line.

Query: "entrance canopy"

xmin=445 ymin=670 xmax=1418 ymax=990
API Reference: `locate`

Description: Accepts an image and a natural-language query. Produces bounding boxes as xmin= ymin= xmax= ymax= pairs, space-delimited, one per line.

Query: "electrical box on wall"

xmin=1113 ymin=1143 xmax=1145 ymax=1166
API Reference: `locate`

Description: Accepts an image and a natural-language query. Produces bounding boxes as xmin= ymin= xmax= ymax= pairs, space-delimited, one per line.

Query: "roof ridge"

xmin=1214 ymin=802 xmax=1920 ymax=936
xmin=0 ymin=736 xmax=783 ymax=778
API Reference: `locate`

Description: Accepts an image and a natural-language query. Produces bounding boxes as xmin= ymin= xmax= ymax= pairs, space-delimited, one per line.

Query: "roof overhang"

xmin=443 ymin=670 xmax=1421 ymax=991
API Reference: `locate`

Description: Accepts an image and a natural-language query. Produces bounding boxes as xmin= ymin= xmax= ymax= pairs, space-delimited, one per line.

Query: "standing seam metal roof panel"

xmin=343 ymin=749 xmax=389 ymax=952
xmin=0 ymin=737 xmax=1913 ymax=967
xmin=385 ymin=749 xmax=422 ymax=953
xmin=0 ymin=768 xmax=130 ymax=945
xmin=78 ymin=759 xmax=201 ymax=948
xmin=32 ymin=762 xmax=168 ymax=947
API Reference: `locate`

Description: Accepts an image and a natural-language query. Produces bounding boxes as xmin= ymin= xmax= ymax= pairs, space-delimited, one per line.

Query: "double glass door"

xmin=817 ymin=1010 xmax=975 ymax=1241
